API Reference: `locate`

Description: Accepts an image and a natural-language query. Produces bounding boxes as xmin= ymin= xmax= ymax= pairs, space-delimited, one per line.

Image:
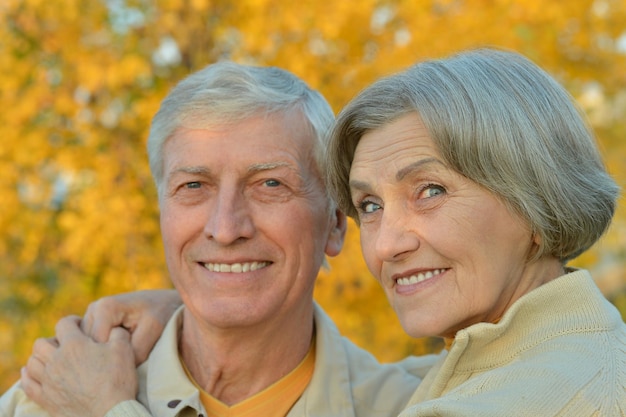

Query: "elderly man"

xmin=1 ymin=62 xmax=433 ymax=417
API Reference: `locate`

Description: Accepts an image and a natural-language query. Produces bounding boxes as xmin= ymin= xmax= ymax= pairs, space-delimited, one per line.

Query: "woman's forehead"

xmin=351 ymin=115 xmax=438 ymax=168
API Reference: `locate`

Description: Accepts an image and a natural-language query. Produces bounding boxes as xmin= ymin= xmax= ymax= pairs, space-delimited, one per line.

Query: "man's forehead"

xmin=177 ymin=108 xmax=309 ymax=136
xmin=163 ymin=116 xmax=317 ymax=175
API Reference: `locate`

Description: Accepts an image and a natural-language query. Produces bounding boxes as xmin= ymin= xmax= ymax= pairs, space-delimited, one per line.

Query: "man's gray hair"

xmin=148 ymin=62 xmax=334 ymax=197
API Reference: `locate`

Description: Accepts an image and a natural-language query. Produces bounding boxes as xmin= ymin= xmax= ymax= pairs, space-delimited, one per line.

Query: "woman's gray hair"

xmin=148 ymin=61 xmax=334 ymax=197
xmin=327 ymin=48 xmax=619 ymax=262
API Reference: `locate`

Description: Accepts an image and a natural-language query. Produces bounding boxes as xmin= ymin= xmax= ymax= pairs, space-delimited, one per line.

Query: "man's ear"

xmin=325 ymin=208 xmax=347 ymax=257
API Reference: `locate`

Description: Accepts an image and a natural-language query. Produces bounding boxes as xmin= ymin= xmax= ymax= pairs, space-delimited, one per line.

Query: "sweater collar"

xmin=447 ymin=269 xmax=620 ymax=372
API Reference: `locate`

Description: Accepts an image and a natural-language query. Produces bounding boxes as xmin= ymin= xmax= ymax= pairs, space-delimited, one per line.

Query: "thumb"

xmin=128 ymin=318 xmax=163 ymax=365
xmin=83 ymin=302 xmax=114 ymax=343
xmin=108 ymin=326 xmax=132 ymax=344
xmin=55 ymin=315 xmax=85 ymax=343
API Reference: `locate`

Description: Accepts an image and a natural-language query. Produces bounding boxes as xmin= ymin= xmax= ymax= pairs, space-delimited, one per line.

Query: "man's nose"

xmin=203 ymin=189 xmax=255 ymax=244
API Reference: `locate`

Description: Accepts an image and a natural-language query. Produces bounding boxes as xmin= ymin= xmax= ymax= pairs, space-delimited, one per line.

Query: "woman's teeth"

xmin=396 ymin=269 xmax=444 ymax=286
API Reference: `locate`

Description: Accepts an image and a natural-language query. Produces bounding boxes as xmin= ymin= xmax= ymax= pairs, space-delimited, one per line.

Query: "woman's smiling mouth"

xmin=395 ymin=269 xmax=446 ymax=286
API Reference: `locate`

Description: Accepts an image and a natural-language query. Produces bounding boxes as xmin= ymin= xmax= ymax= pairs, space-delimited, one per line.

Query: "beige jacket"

xmin=1 ymin=303 xmax=437 ymax=417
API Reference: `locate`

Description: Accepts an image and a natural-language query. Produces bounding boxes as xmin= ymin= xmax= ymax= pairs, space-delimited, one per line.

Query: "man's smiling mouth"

xmin=202 ymin=261 xmax=271 ymax=273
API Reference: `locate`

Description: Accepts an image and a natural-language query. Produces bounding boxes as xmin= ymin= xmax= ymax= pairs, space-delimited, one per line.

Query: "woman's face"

xmin=349 ymin=112 xmax=553 ymax=339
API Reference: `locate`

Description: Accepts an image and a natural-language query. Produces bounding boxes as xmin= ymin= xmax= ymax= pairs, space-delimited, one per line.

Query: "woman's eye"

xmin=264 ymin=179 xmax=281 ymax=187
xmin=419 ymin=184 xmax=445 ymax=199
xmin=360 ymin=200 xmax=381 ymax=213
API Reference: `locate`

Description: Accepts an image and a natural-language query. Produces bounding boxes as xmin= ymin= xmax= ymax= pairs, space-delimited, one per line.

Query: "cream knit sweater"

xmin=400 ymin=269 xmax=626 ymax=417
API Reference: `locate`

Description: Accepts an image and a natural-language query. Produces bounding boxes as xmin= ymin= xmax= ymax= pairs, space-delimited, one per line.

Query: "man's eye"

xmin=185 ymin=182 xmax=202 ymax=189
xmin=264 ymin=179 xmax=281 ymax=187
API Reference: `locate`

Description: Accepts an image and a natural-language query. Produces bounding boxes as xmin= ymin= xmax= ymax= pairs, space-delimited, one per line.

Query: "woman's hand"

xmin=21 ymin=316 xmax=138 ymax=417
xmin=81 ymin=289 xmax=182 ymax=364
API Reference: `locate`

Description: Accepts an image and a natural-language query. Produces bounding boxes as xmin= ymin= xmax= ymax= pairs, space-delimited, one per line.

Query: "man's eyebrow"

xmin=168 ymin=163 xmax=295 ymax=178
xmin=396 ymin=157 xmax=443 ymax=181
xmin=247 ymin=161 xmax=292 ymax=174
xmin=172 ymin=166 xmax=212 ymax=176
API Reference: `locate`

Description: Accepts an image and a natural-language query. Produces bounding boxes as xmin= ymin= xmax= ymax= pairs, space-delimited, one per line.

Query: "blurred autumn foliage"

xmin=2 ymin=0 xmax=626 ymax=393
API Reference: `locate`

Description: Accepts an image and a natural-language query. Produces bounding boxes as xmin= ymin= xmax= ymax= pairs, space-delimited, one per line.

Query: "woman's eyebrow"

xmin=396 ymin=158 xmax=443 ymax=181
xmin=348 ymin=179 xmax=372 ymax=193
xmin=349 ymin=158 xmax=443 ymax=192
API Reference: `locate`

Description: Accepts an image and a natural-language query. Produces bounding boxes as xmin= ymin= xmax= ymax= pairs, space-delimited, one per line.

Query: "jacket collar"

xmin=138 ymin=303 xmax=360 ymax=417
xmin=287 ymin=304 xmax=357 ymax=417
xmin=138 ymin=307 xmax=203 ymax=417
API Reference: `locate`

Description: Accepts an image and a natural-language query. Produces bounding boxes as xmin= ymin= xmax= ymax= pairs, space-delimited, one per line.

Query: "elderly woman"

xmin=326 ymin=48 xmax=626 ymax=416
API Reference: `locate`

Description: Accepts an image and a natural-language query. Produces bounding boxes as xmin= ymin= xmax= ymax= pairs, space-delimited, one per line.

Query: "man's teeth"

xmin=203 ymin=261 xmax=270 ymax=273
xmin=396 ymin=269 xmax=444 ymax=286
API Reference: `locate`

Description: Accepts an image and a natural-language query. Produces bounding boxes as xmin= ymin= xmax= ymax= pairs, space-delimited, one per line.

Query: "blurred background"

xmin=1 ymin=0 xmax=625 ymax=393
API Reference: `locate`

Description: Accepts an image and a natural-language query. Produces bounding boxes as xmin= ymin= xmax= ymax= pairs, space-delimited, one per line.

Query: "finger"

xmin=20 ymin=366 xmax=42 ymax=404
xmin=31 ymin=337 xmax=59 ymax=362
xmin=128 ymin=320 xmax=158 ymax=365
xmin=85 ymin=300 xmax=118 ymax=343
xmin=24 ymin=354 xmax=46 ymax=385
xmin=55 ymin=315 xmax=85 ymax=343
xmin=81 ymin=302 xmax=95 ymax=336
xmin=90 ymin=318 xmax=117 ymax=343
xmin=108 ymin=326 xmax=132 ymax=343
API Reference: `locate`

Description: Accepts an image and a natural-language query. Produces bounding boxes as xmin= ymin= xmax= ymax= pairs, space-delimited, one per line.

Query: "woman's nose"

xmin=375 ymin=206 xmax=420 ymax=262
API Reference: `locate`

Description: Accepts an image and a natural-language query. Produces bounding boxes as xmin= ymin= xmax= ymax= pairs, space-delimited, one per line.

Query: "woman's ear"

xmin=325 ymin=208 xmax=347 ymax=257
xmin=526 ymin=230 xmax=542 ymax=261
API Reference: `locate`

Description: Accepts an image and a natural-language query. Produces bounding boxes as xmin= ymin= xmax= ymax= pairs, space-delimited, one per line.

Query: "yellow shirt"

xmin=184 ymin=340 xmax=316 ymax=417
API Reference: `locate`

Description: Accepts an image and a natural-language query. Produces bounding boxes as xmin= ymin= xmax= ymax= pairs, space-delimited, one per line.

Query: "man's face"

xmin=159 ymin=111 xmax=344 ymax=330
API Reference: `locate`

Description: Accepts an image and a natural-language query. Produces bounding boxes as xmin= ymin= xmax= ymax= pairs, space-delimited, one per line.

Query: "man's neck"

xmin=178 ymin=305 xmax=315 ymax=405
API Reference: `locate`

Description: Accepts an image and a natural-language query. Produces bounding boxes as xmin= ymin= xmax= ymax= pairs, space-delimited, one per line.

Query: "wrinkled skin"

xmin=21 ymin=316 xmax=138 ymax=417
